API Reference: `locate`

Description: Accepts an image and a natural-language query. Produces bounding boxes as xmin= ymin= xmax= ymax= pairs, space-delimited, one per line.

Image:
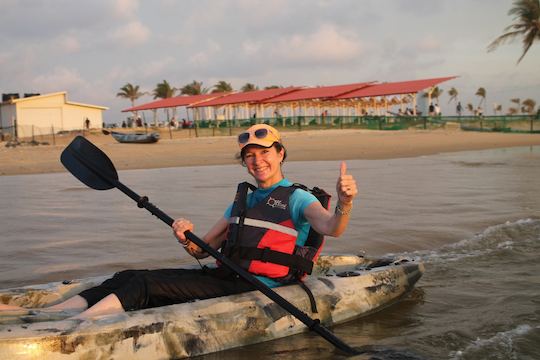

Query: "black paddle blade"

xmin=61 ymin=136 xmax=118 ymax=190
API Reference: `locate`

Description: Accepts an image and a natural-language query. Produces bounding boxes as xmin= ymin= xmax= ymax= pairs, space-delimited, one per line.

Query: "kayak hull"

xmin=0 ymin=255 xmax=423 ymax=359
xmin=110 ymin=131 xmax=160 ymax=144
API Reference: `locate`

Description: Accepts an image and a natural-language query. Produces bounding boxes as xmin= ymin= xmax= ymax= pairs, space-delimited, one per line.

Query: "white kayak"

xmin=0 ymin=254 xmax=423 ymax=359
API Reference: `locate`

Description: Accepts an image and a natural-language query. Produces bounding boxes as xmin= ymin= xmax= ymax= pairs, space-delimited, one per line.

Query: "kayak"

xmin=107 ymin=130 xmax=160 ymax=144
xmin=0 ymin=254 xmax=423 ymax=359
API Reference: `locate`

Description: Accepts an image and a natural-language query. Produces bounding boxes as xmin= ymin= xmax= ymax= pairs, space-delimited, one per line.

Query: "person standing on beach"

xmin=429 ymin=103 xmax=435 ymax=116
xmin=456 ymin=102 xmax=463 ymax=117
xmin=0 ymin=124 xmax=358 ymax=319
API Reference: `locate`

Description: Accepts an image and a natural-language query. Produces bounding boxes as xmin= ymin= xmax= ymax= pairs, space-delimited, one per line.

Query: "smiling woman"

xmin=0 ymin=124 xmax=358 ymax=327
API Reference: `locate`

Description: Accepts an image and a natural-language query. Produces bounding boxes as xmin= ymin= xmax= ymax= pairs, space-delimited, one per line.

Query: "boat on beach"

xmin=103 ymin=129 xmax=160 ymax=144
xmin=0 ymin=254 xmax=423 ymax=359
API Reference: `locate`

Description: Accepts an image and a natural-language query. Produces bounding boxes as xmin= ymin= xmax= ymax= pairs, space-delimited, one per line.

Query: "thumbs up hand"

xmin=336 ymin=161 xmax=357 ymax=205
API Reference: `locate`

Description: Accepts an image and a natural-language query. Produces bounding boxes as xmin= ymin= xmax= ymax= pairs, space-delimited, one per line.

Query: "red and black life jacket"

xmin=220 ymin=182 xmax=331 ymax=283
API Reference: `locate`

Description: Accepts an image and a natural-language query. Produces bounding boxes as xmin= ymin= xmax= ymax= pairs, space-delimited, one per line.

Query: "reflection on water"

xmin=1 ymin=146 xmax=539 ymax=359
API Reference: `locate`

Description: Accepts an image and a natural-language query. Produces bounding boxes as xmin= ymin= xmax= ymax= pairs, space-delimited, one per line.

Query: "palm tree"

xmin=422 ymin=86 xmax=444 ymax=104
xmin=487 ymin=0 xmax=540 ymax=63
xmin=116 ymin=83 xmax=146 ymax=123
xmin=447 ymin=87 xmax=459 ymax=104
xmin=153 ymin=80 xmax=176 ymax=99
xmin=264 ymin=85 xmax=282 ymax=90
xmin=152 ymin=80 xmax=177 ymax=124
xmin=493 ymin=103 xmax=503 ymax=115
xmin=510 ymin=98 xmax=521 ymax=114
xmin=475 ymin=87 xmax=487 ymax=109
xmin=522 ymin=98 xmax=537 ymax=113
xmin=180 ymin=81 xmax=208 ymax=95
xmin=212 ymin=81 xmax=233 ymax=93
xmin=507 ymin=107 xmax=519 ymax=115
xmin=241 ymin=83 xmax=259 ymax=92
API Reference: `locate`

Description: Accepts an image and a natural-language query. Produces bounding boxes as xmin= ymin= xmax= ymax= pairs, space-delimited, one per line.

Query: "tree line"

xmin=116 ymin=80 xmax=282 ymax=109
xmin=423 ymin=86 xmax=537 ymax=116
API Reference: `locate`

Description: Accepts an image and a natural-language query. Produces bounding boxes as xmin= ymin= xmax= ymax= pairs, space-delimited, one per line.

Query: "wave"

xmin=394 ymin=218 xmax=540 ymax=264
xmin=449 ymin=324 xmax=539 ymax=360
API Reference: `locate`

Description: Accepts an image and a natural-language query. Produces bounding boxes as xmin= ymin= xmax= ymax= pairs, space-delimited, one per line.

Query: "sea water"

xmin=0 ymin=146 xmax=539 ymax=359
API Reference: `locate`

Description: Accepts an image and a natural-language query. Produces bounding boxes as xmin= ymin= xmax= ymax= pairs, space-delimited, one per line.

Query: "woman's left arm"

xmin=304 ymin=162 xmax=358 ymax=237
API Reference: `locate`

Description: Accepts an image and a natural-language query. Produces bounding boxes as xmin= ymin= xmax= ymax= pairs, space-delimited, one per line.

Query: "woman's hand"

xmin=336 ymin=161 xmax=358 ymax=205
xmin=172 ymin=218 xmax=194 ymax=248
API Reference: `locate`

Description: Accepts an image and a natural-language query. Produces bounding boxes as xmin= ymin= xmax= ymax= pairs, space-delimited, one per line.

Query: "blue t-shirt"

xmin=223 ymin=178 xmax=318 ymax=287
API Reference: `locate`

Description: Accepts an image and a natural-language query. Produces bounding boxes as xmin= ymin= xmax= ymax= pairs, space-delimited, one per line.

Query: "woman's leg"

xmin=71 ymin=293 xmax=124 ymax=319
xmin=0 ymin=295 xmax=88 ymax=313
xmin=0 ymin=270 xmax=141 ymax=313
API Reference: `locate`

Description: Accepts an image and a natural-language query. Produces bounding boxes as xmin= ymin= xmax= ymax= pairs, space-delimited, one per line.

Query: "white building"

xmin=0 ymin=92 xmax=108 ymax=138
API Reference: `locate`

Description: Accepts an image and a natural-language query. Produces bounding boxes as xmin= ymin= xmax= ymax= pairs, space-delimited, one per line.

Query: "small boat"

xmin=0 ymin=254 xmax=423 ymax=359
xmin=103 ymin=129 xmax=160 ymax=144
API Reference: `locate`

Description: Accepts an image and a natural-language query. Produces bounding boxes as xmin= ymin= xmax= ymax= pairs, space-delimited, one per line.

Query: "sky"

xmin=1 ymin=0 xmax=539 ymax=123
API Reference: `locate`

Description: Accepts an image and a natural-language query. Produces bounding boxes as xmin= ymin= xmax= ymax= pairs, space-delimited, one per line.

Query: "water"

xmin=1 ymin=146 xmax=539 ymax=359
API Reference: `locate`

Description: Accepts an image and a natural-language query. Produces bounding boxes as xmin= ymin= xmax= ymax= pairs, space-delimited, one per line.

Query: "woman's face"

xmin=243 ymin=145 xmax=284 ymax=188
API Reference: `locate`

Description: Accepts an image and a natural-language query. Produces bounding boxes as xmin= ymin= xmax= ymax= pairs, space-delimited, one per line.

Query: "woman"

xmin=0 ymin=124 xmax=357 ymax=319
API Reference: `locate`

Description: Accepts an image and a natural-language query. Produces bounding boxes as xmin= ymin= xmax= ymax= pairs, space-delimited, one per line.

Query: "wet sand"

xmin=1 ymin=128 xmax=540 ymax=176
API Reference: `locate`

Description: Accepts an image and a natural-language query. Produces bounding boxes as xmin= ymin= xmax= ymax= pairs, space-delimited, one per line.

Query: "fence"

xmin=187 ymin=114 xmax=540 ymax=135
xmin=0 ymin=124 xmax=96 ymax=146
xmin=1 ymin=115 xmax=538 ymax=145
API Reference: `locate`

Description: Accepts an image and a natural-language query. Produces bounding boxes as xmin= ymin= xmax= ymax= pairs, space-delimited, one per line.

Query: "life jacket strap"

xmin=229 ymin=217 xmax=298 ymax=237
xmin=236 ymin=246 xmax=314 ymax=275
xmin=298 ymin=281 xmax=318 ymax=313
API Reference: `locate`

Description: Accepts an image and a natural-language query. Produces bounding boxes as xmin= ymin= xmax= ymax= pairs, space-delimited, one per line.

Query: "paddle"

xmin=60 ymin=135 xmax=360 ymax=355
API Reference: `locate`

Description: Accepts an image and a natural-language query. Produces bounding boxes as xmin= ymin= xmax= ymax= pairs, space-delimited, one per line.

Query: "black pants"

xmin=78 ymin=267 xmax=256 ymax=311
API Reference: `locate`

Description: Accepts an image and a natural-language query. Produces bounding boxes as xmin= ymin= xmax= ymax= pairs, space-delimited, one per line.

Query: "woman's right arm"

xmin=172 ymin=217 xmax=229 ymax=259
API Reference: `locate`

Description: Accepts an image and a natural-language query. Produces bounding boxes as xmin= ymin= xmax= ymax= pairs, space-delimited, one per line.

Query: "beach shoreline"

xmin=1 ymin=128 xmax=540 ymax=176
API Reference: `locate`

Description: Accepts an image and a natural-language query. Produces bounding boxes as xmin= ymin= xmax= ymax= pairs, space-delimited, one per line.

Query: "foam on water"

xmin=393 ymin=218 xmax=540 ymax=264
xmin=450 ymin=324 xmax=539 ymax=360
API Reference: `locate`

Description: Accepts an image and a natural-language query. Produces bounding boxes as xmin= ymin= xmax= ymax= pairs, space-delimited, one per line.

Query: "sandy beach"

xmin=1 ymin=128 xmax=540 ymax=176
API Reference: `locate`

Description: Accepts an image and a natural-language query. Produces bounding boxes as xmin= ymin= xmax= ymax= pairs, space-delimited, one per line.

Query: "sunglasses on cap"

xmin=238 ymin=128 xmax=275 ymax=144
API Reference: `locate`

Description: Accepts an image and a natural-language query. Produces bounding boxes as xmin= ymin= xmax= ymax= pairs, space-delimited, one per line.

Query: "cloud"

xmin=31 ymin=67 xmax=85 ymax=93
xmin=113 ymin=0 xmax=139 ymax=18
xmin=108 ymin=21 xmax=150 ymax=47
xmin=140 ymin=56 xmax=176 ymax=78
xmin=271 ymin=24 xmax=363 ymax=65
xmin=54 ymin=35 xmax=81 ymax=53
xmin=417 ymin=35 xmax=442 ymax=52
xmin=242 ymin=40 xmax=262 ymax=56
xmin=188 ymin=41 xmax=222 ymax=67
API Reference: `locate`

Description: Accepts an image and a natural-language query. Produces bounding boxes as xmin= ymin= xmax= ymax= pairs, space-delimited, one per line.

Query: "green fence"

xmin=190 ymin=114 xmax=539 ymax=134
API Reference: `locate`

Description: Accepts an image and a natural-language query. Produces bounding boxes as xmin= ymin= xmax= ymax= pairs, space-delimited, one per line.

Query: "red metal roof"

xmin=262 ymin=82 xmax=374 ymax=103
xmin=189 ymin=87 xmax=301 ymax=108
xmin=122 ymin=93 xmax=227 ymax=112
xmin=122 ymin=77 xmax=457 ymax=112
xmin=335 ymin=76 xmax=457 ymax=100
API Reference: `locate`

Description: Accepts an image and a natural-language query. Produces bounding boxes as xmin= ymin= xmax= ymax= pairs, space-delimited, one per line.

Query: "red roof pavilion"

xmin=262 ymin=82 xmax=374 ymax=103
xmin=334 ymin=76 xmax=457 ymax=100
xmin=122 ymin=93 xmax=227 ymax=112
xmin=189 ymin=87 xmax=301 ymax=108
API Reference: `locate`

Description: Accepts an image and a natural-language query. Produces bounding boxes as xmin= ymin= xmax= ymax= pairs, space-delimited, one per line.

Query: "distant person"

xmin=121 ymin=121 xmax=127 ymax=128
xmin=429 ymin=103 xmax=435 ymax=116
xmin=456 ymin=102 xmax=463 ymax=117
xmin=434 ymin=104 xmax=441 ymax=116
xmin=477 ymin=106 xmax=483 ymax=117
xmin=84 ymin=118 xmax=90 ymax=129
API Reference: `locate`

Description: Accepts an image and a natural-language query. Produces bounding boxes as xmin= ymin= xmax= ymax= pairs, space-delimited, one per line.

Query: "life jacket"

xmin=220 ymin=182 xmax=331 ymax=283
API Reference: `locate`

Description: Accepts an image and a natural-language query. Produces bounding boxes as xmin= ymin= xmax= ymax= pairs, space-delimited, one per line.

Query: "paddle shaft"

xmin=113 ymin=180 xmax=358 ymax=354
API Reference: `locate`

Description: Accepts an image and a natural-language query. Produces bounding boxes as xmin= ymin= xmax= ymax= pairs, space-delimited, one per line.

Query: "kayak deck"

xmin=0 ymin=254 xmax=423 ymax=359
